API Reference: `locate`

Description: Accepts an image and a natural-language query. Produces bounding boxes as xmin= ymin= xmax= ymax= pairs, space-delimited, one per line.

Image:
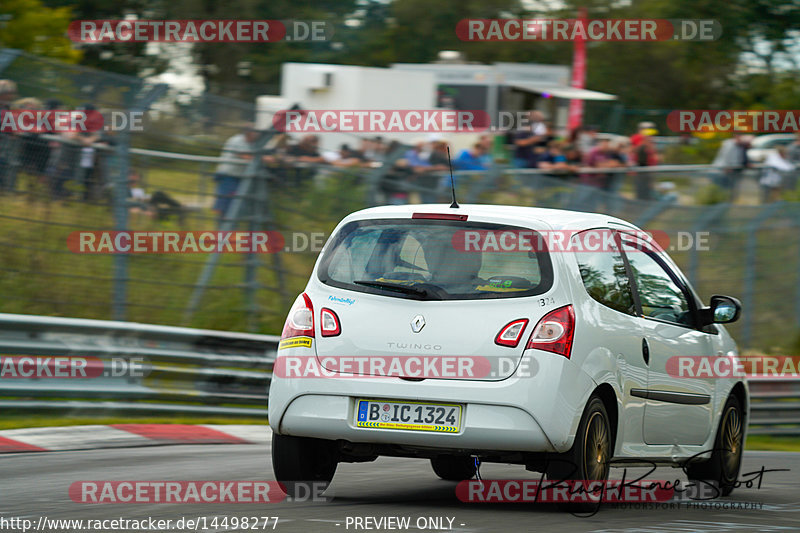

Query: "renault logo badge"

xmin=411 ymin=315 xmax=425 ymax=333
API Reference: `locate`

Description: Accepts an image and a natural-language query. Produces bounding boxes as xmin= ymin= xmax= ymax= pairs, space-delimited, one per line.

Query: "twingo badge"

xmin=278 ymin=336 xmax=313 ymax=350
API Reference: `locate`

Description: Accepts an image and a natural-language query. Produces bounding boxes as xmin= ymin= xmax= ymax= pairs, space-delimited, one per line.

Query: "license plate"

xmin=354 ymin=399 xmax=462 ymax=433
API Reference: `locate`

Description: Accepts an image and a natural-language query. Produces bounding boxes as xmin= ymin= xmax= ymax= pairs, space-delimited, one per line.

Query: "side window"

xmin=619 ymin=238 xmax=693 ymax=327
xmin=572 ymin=229 xmax=635 ymax=316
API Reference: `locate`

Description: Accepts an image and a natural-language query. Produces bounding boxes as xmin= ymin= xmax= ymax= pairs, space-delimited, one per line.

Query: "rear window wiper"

xmin=354 ymin=280 xmax=429 ymax=298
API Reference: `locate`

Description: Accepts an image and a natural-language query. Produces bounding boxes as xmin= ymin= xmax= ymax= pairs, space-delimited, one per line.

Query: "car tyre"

xmin=272 ymin=433 xmax=338 ymax=497
xmin=430 ymin=455 xmax=476 ymax=481
xmin=546 ymin=396 xmax=611 ymax=512
xmin=685 ymin=394 xmax=744 ymax=497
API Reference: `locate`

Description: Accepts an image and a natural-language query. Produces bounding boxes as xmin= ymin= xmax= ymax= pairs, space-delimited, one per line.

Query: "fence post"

xmin=111 ymin=128 xmax=130 ymax=321
xmin=742 ymin=202 xmax=784 ymax=348
xmin=111 ymin=83 xmax=168 ymax=321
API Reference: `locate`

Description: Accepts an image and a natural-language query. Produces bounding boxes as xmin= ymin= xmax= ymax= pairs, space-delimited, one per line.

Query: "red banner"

xmin=567 ymin=7 xmax=588 ymax=133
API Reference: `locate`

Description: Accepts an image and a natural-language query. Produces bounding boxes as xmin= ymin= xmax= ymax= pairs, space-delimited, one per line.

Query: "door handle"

xmin=642 ymin=338 xmax=650 ymax=365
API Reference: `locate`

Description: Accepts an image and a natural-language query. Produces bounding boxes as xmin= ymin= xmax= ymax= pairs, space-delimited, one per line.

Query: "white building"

xmin=258 ymin=62 xmax=438 ymax=152
xmin=257 ymin=61 xmax=616 ymax=152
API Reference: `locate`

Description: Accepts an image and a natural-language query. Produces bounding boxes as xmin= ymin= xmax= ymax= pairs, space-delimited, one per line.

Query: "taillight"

xmin=495 ymin=319 xmax=529 ymax=347
xmin=281 ymin=293 xmax=314 ymax=339
xmin=526 ymin=305 xmax=575 ymax=358
xmin=320 ymin=308 xmax=341 ymax=337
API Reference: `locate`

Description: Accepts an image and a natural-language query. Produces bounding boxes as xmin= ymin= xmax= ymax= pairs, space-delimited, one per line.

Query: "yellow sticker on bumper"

xmin=278 ymin=337 xmax=312 ymax=350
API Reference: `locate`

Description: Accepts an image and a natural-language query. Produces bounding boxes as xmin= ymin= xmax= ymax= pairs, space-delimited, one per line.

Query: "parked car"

xmin=747 ymin=134 xmax=796 ymax=163
xmin=269 ymin=204 xmax=747 ymax=503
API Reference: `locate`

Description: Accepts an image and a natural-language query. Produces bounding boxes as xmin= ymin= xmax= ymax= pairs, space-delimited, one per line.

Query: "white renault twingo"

xmin=269 ymin=204 xmax=747 ymax=499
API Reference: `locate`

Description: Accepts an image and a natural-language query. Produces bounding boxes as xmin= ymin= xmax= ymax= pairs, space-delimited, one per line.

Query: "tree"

xmin=0 ymin=0 xmax=81 ymax=62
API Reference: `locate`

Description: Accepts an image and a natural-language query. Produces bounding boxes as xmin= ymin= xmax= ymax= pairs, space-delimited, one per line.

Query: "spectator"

xmin=323 ymin=143 xmax=368 ymax=167
xmin=630 ymin=132 xmax=660 ymax=200
xmin=399 ymin=137 xmax=438 ymax=202
xmin=581 ymin=139 xmax=626 ymax=189
xmin=283 ymin=134 xmax=325 ymax=187
xmin=285 ymin=134 xmax=325 ymax=163
xmin=513 ymin=111 xmax=548 ymax=168
xmin=403 ymin=138 xmax=432 ymax=170
xmin=358 ymin=138 xmax=374 ymax=161
xmin=477 ymin=134 xmax=495 ymax=155
xmin=538 ymin=141 xmax=579 ymax=175
xmin=71 ymin=103 xmax=106 ymax=201
xmin=42 ymin=98 xmax=68 ymax=197
xmin=360 ymin=136 xmax=387 ymax=162
xmin=93 ymin=109 xmax=119 ymax=196
xmin=49 ymin=110 xmax=83 ymax=199
xmin=12 ymin=97 xmax=51 ymax=192
xmin=128 ymin=170 xmax=185 ymax=222
xmin=453 ymin=142 xmax=490 ymax=171
xmin=426 ymin=136 xmax=451 ymax=170
xmin=574 ymin=124 xmax=599 ymax=156
xmin=630 ymin=121 xmax=658 ymax=147
xmin=380 ymin=141 xmax=414 ymax=205
xmin=421 ymin=136 xmax=451 ymax=202
xmin=712 ymin=134 xmax=752 ymax=202
xmin=760 ymin=146 xmax=794 ymax=203
xmin=213 ymin=123 xmax=259 ymax=219
xmin=563 ymin=144 xmax=583 ymax=168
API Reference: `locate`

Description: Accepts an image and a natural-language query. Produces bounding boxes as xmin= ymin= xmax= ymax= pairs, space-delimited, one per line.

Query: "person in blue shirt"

xmin=453 ymin=142 xmax=491 ymax=171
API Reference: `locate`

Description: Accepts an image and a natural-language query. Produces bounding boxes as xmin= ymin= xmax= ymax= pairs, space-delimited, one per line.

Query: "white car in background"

xmin=269 ymin=204 xmax=747 ymax=501
xmin=747 ymin=133 xmax=796 ymax=163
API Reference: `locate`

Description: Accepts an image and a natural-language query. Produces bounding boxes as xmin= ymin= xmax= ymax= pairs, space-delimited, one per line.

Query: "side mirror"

xmin=698 ymin=295 xmax=741 ymax=327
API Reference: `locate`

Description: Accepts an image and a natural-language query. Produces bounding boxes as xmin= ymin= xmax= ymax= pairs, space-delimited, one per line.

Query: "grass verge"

xmin=746 ymin=434 xmax=800 ymax=452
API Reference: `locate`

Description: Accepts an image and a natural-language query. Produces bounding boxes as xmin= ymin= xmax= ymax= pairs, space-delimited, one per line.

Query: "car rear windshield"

xmin=317 ymin=219 xmax=554 ymax=300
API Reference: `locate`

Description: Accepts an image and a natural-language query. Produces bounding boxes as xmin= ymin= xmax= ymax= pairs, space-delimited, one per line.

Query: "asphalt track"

xmin=1 ymin=436 xmax=799 ymax=533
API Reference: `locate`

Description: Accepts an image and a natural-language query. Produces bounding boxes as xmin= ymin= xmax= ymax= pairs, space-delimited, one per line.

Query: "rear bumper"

xmin=279 ymin=393 xmax=553 ymax=452
xmin=269 ymin=350 xmax=597 ymax=454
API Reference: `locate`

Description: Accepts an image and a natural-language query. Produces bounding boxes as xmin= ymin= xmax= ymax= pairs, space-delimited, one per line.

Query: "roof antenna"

xmin=446 ymin=145 xmax=459 ymax=209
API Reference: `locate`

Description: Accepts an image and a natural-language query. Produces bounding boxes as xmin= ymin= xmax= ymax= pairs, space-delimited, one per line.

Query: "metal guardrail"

xmin=0 ymin=313 xmax=276 ymax=418
xmin=0 ymin=313 xmax=797 ymax=434
xmin=747 ymin=379 xmax=800 ymax=435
